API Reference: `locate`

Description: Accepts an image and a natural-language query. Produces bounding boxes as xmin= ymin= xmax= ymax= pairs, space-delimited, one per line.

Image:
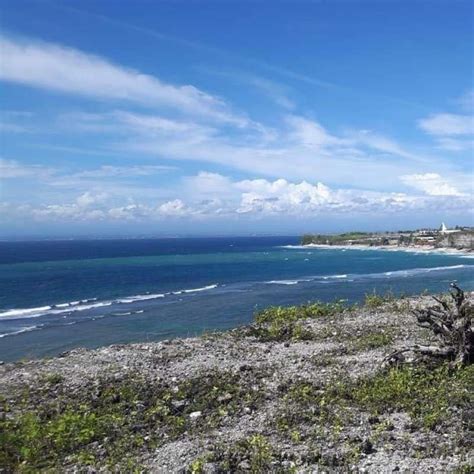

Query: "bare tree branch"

xmin=386 ymin=283 xmax=473 ymax=367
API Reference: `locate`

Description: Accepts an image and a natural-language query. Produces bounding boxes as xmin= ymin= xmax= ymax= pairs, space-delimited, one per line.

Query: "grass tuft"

xmin=274 ymin=362 xmax=473 ymax=435
xmin=364 ymin=289 xmax=396 ymax=309
xmin=189 ymin=434 xmax=289 ymax=473
xmin=249 ymin=300 xmax=349 ymax=342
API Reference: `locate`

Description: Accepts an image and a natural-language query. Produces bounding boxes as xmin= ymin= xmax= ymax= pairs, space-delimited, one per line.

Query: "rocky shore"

xmin=1 ymin=293 xmax=473 ymax=473
xmin=300 ymin=242 xmax=473 ymax=256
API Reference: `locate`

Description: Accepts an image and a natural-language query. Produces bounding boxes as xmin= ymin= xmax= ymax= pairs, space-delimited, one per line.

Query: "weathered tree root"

xmin=385 ymin=283 xmax=473 ymax=367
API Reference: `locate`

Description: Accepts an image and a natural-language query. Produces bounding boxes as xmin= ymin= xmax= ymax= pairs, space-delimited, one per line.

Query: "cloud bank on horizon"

xmin=0 ymin=1 xmax=473 ymax=235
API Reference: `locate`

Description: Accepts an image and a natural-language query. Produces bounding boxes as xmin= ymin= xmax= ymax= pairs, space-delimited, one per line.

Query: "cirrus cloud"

xmin=418 ymin=113 xmax=474 ymax=136
xmin=0 ymin=35 xmax=250 ymax=127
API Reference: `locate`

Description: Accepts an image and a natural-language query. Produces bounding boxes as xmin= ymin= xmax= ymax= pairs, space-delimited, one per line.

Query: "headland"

xmin=1 ymin=292 xmax=472 ymax=472
xmin=301 ymin=224 xmax=474 ymax=253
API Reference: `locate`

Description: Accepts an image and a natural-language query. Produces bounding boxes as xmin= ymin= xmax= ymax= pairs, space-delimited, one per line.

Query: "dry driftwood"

xmin=386 ymin=283 xmax=473 ymax=366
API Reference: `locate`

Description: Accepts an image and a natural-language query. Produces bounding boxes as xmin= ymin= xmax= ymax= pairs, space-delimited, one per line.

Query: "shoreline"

xmin=295 ymin=243 xmax=473 ymax=256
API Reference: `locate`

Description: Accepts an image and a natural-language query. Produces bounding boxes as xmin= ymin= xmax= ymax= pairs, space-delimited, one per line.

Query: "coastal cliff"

xmin=436 ymin=231 xmax=474 ymax=250
xmin=301 ymin=229 xmax=474 ymax=251
xmin=1 ymin=292 xmax=473 ymax=472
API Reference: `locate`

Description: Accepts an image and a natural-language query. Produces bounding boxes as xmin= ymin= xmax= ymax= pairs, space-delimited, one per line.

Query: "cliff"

xmin=436 ymin=231 xmax=474 ymax=250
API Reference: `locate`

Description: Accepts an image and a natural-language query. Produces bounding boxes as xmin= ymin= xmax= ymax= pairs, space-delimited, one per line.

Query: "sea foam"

xmin=0 ymin=284 xmax=220 ymax=321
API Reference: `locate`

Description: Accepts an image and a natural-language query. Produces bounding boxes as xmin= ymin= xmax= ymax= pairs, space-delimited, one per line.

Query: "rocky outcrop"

xmin=436 ymin=231 xmax=474 ymax=250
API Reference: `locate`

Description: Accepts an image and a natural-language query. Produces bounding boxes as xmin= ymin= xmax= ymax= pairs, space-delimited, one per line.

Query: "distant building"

xmin=439 ymin=222 xmax=461 ymax=234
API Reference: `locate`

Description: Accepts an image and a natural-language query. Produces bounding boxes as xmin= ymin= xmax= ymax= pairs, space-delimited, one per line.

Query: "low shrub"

xmin=250 ymin=301 xmax=348 ymax=342
xmin=364 ymin=290 xmax=395 ymax=309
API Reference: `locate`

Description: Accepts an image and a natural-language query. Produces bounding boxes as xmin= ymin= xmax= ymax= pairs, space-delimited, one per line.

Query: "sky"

xmin=0 ymin=0 xmax=473 ymax=237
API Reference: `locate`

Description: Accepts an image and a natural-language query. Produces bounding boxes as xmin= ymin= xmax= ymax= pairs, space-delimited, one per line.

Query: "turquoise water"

xmin=0 ymin=236 xmax=473 ymax=361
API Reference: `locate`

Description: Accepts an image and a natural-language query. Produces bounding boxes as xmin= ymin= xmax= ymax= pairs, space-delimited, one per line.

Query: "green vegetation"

xmin=188 ymin=434 xmax=299 ymax=473
xmin=351 ymin=331 xmax=394 ymax=351
xmin=364 ymin=289 xmax=396 ymax=309
xmin=301 ymin=232 xmax=371 ymax=246
xmin=188 ymin=456 xmax=207 ymax=474
xmin=363 ymin=290 xmax=411 ymax=314
xmin=347 ymin=363 xmax=473 ymax=429
xmin=275 ymin=362 xmax=473 ymax=436
xmin=0 ymin=370 xmax=264 ymax=471
xmin=249 ymin=300 xmax=348 ymax=342
xmin=40 ymin=372 xmax=64 ymax=385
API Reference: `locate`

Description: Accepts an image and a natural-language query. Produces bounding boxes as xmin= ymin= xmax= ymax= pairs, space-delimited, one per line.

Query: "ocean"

xmin=1 ymin=236 xmax=473 ymax=362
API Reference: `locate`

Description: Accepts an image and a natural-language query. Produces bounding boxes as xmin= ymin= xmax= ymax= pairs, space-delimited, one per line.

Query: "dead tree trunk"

xmin=386 ymin=283 xmax=473 ymax=366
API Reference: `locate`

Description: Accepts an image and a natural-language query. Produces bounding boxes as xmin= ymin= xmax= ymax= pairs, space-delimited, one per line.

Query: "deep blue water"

xmin=1 ymin=236 xmax=473 ymax=361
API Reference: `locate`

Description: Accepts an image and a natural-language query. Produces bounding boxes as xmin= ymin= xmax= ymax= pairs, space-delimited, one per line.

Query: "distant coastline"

xmin=300 ymin=224 xmax=474 ymax=253
xmin=297 ymin=242 xmax=473 ymax=256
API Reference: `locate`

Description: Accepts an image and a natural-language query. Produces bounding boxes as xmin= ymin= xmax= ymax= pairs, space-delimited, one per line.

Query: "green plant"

xmin=273 ymin=362 xmax=473 ymax=438
xmin=250 ymin=300 xmax=348 ymax=342
xmin=0 ymin=406 xmax=109 ymax=469
xmin=343 ymin=363 xmax=473 ymax=429
xmin=290 ymin=430 xmax=301 ymax=443
xmin=0 ymin=370 xmax=264 ymax=471
xmin=188 ymin=455 xmax=207 ymax=473
xmin=41 ymin=373 xmax=64 ymax=385
xmin=204 ymin=434 xmax=285 ymax=473
xmin=352 ymin=331 xmax=393 ymax=351
xmin=246 ymin=434 xmax=273 ymax=471
xmin=364 ymin=289 xmax=395 ymax=309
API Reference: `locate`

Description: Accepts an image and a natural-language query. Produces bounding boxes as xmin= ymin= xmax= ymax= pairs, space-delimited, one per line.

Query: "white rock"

xmin=189 ymin=411 xmax=202 ymax=419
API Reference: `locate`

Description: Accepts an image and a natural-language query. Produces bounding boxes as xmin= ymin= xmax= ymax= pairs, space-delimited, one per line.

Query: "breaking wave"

xmin=264 ymin=265 xmax=468 ymax=288
xmin=265 ymin=280 xmax=300 ymax=285
xmin=0 ymin=284 xmax=220 ymax=321
xmin=0 ymin=325 xmax=40 ymax=338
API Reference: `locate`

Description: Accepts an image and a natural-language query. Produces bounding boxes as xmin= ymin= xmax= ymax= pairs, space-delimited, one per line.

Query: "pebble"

xmin=189 ymin=411 xmax=202 ymax=419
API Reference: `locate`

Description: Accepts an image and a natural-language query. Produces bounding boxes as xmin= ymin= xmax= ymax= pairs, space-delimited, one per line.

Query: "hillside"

xmin=1 ymin=294 xmax=473 ymax=473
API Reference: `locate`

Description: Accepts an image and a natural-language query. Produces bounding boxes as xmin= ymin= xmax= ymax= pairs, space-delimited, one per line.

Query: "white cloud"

xmin=112 ymin=111 xmax=219 ymax=142
xmin=2 ymin=172 xmax=472 ymax=223
xmin=67 ymin=110 xmax=435 ymax=191
xmin=204 ymin=69 xmax=295 ymax=109
xmin=32 ymin=204 xmax=105 ymax=221
xmin=236 ymin=179 xmax=333 ymax=214
xmin=435 ymin=137 xmax=474 ymax=152
xmin=0 ymin=158 xmax=52 ymax=178
xmin=71 ymin=165 xmax=175 ymax=179
xmin=76 ymin=191 xmax=108 ymax=208
xmin=417 ymin=96 xmax=474 ymax=153
xmin=418 ymin=113 xmax=474 ymax=136
xmin=0 ymin=35 xmax=249 ymax=126
xmin=285 ymin=116 xmax=339 ymax=148
xmin=0 ymin=110 xmax=35 ymax=134
xmin=108 ymin=204 xmax=150 ymax=220
xmin=400 ymin=173 xmax=464 ymax=196
xmin=157 ymin=199 xmax=188 ymax=216
xmin=183 ymin=172 xmax=235 ymax=196
xmin=245 ymin=75 xmax=295 ymax=110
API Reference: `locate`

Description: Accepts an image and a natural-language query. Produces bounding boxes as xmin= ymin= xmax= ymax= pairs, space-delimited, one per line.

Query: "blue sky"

xmin=0 ymin=0 xmax=473 ymax=237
